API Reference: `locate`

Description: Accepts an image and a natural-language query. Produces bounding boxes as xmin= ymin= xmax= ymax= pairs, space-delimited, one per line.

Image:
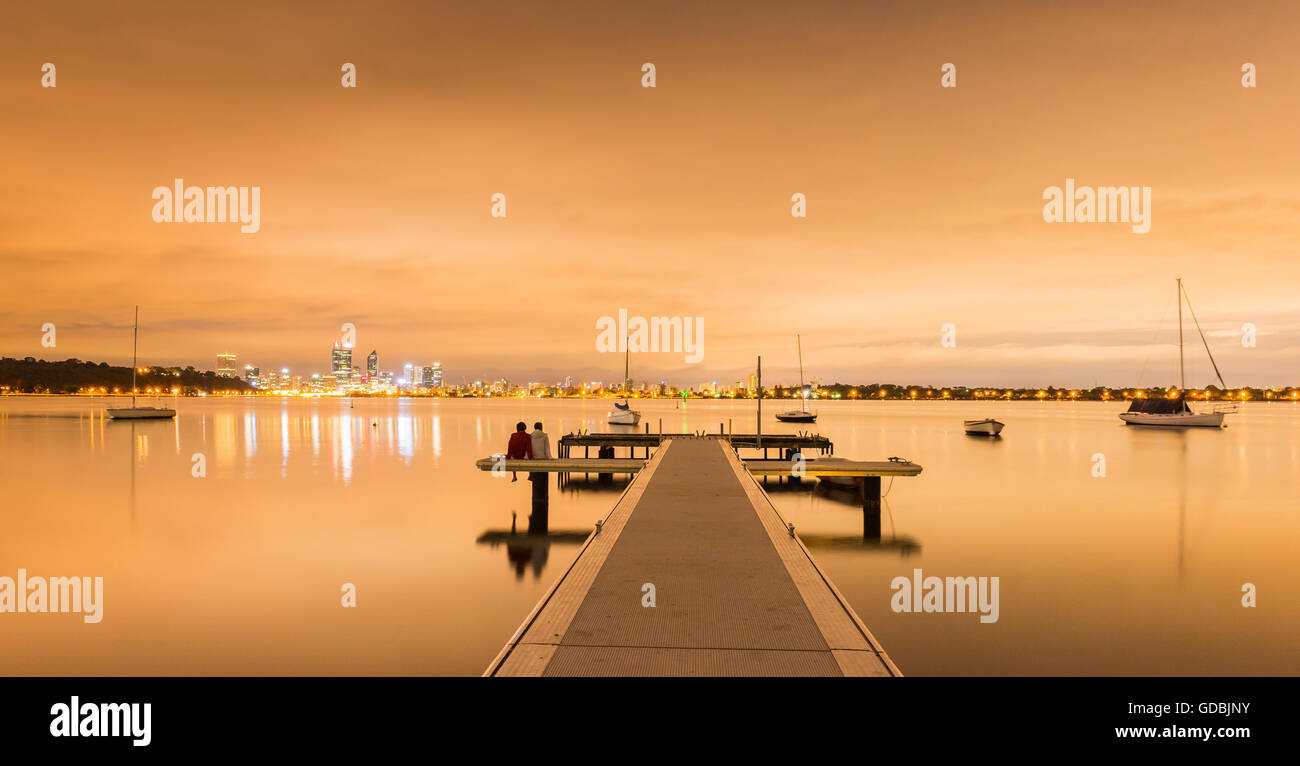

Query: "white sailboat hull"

xmin=1119 ymin=411 xmax=1224 ymax=428
xmin=607 ymin=409 xmax=641 ymax=426
xmin=107 ymin=407 xmax=176 ymax=420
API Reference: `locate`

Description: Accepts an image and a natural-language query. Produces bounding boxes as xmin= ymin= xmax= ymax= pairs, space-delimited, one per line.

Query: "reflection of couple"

xmin=506 ymin=421 xmax=551 ymax=481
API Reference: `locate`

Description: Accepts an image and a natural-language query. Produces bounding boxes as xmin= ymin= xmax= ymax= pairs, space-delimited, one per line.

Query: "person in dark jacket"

xmin=506 ymin=421 xmax=533 ymax=481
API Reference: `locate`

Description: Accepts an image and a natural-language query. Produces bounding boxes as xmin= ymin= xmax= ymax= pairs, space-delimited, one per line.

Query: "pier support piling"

xmin=529 ymin=472 xmax=549 ymax=534
xmin=862 ymin=476 xmax=882 ymax=539
xmin=597 ymin=445 xmax=615 ymax=483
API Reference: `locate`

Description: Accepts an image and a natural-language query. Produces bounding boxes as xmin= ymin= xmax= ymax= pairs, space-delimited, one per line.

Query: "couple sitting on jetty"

xmin=505 ymin=421 xmax=550 ymax=482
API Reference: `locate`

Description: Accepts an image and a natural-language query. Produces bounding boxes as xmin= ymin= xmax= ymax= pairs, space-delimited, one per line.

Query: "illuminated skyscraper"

xmin=245 ymin=365 xmax=260 ymax=387
xmin=332 ymin=344 xmax=351 ymax=387
xmin=366 ymin=350 xmax=378 ymax=378
xmin=428 ymin=362 xmax=443 ymax=388
xmin=216 ymin=353 xmax=237 ymax=377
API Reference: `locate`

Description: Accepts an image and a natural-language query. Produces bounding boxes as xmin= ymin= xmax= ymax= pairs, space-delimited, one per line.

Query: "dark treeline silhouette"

xmin=764 ymin=382 xmax=1297 ymax=401
xmin=0 ymin=357 xmax=252 ymax=395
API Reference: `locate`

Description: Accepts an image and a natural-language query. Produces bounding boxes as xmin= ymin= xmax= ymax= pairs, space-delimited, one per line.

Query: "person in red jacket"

xmin=506 ymin=421 xmax=532 ymax=481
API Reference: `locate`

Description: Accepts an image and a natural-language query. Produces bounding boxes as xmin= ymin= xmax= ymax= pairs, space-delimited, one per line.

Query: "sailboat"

xmin=1119 ymin=279 xmax=1231 ymax=429
xmin=106 ymin=306 xmax=176 ymax=420
xmin=775 ymin=334 xmax=817 ymax=423
xmin=606 ymin=343 xmax=641 ymax=426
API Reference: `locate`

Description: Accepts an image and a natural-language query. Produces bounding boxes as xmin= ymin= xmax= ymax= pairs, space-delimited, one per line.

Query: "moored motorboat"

xmin=963 ymin=418 xmax=1004 ymax=436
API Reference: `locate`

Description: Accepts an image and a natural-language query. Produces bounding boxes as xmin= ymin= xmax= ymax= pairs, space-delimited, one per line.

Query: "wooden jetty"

xmin=479 ymin=437 xmax=915 ymax=677
xmin=558 ymin=429 xmax=834 ymax=459
xmin=472 ymin=457 xmax=646 ymax=475
xmin=473 ymin=450 xmax=921 ymax=525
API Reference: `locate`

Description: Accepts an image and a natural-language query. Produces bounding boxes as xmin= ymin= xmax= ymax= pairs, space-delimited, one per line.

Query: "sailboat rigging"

xmin=1119 ymin=279 xmax=1232 ymax=429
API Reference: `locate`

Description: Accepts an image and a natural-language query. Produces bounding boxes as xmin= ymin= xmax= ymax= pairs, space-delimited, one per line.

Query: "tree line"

xmin=0 ymin=357 xmax=252 ymax=395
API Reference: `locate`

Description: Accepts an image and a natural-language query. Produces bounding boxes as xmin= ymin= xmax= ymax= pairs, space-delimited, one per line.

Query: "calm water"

xmin=1 ymin=396 xmax=1296 ymax=676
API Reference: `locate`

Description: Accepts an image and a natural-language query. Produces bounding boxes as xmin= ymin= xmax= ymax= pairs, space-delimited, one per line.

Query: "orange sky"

xmin=2 ymin=0 xmax=1298 ymax=388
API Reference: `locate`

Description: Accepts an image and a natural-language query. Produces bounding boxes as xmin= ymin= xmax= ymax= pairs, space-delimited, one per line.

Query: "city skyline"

xmin=9 ymin=347 xmax=1299 ymax=401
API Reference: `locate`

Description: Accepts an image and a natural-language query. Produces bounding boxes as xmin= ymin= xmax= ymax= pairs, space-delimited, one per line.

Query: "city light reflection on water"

xmin=0 ymin=396 xmax=1297 ymax=676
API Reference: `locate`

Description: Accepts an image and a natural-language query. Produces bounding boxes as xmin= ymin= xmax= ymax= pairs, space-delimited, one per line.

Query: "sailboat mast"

xmin=797 ymin=335 xmax=804 ymax=389
xmin=131 ymin=305 xmax=139 ymax=406
xmin=797 ymin=334 xmax=808 ymax=412
xmin=1176 ymin=279 xmax=1185 ymax=391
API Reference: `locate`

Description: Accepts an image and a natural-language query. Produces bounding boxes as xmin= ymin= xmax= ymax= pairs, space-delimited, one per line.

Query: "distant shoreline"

xmin=3 ymin=391 xmax=1297 ymax=404
xmin=4 ymin=356 xmax=1297 ymax=402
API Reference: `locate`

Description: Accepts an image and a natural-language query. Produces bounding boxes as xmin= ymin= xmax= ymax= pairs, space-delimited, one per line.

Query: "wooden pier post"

xmin=862 ymin=476 xmax=882 ymax=539
xmin=756 ymin=356 xmax=762 ymax=450
xmin=529 ymin=472 xmax=549 ymax=534
xmin=597 ymin=445 xmax=614 ymax=483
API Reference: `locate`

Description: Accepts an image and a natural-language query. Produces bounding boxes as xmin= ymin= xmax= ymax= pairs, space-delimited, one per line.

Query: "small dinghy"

xmin=963 ymin=418 xmax=1004 ymax=436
